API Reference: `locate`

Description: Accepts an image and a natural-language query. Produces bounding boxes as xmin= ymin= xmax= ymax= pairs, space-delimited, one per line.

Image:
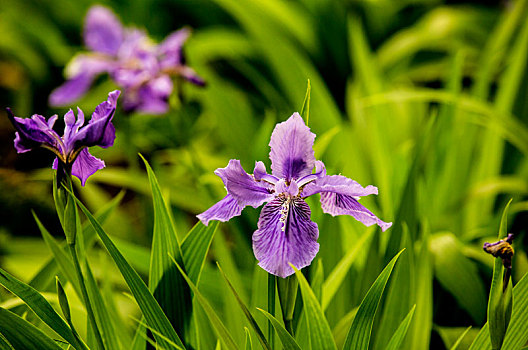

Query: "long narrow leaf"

xmin=0 ymin=267 xmax=83 ymax=350
xmin=141 ymin=155 xmax=191 ymax=334
xmin=0 ymin=307 xmax=64 ymax=350
xmin=217 ymin=263 xmax=271 ymax=350
xmin=257 ymin=308 xmax=302 ymax=350
xmin=181 ymin=221 xmax=219 ymax=286
xmin=343 ymin=250 xmax=404 ymax=350
xmin=292 ymin=264 xmax=337 ymax=350
xmin=172 ymin=259 xmax=239 ymax=350
xmin=72 ymin=195 xmax=186 ymax=349
xmin=384 ymin=305 xmax=416 ymax=350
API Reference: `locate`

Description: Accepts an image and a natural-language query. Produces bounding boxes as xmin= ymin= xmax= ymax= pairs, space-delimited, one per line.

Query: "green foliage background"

xmin=0 ymin=0 xmax=527 ymax=349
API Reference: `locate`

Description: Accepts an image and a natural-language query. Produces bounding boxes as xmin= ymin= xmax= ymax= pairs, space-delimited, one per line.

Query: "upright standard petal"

xmin=73 ymin=90 xmax=120 ymax=149
xmin=84 ymin=6 xmax=124 ymax=55
xmin=252 ymin=197 xmax=319 ymax=278
xmin=319 ymin=191 xmax=392 ymax=231
xmin=197 ymin=194 xmax=244 ymax=226
xmin=71 ymin=148 xmax=105 ymax=186
xmin=269 ymin=112 xmax=315 ymax=181
xmin=158 ymin=28 xmax=190 ymax=67
xmin=7 ymin=110 xmax=62 ymax=154
xmin=215 ymin=159 xmax=274 ymax=208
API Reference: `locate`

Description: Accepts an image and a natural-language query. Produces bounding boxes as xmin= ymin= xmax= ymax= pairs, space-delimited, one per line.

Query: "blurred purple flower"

xmin=197 ymin=113 xmax=392 ymax=278
xmin=7 ymin=90 xmax=120 ymax=186
xmin=49 ymin=6 xmax=204 ymax=114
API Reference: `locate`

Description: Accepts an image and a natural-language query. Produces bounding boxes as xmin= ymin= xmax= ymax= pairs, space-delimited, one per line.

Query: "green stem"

xmin=268 ymin=273 xmax=276 ymax=349
xmin=68 ymin=244 xmax=105 ymax=350
xmin=277 ymin=275 xmax=298 ymax=337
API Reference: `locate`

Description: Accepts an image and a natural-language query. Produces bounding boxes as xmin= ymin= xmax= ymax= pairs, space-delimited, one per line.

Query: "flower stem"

xmin=267 ymin=273 xmax=276 ymax=348
xmin=68 ymin=244 xmax=105 ymax=350
xmin=277 ymin=275 xmax=298 ymax=336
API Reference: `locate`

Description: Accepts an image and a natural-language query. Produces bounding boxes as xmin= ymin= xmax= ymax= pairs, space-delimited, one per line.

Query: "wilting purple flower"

xmin=197 ymin=113 xmax=392 ymax=278
xmin=483 ymin=233 xmax=515 ymax=269
xmin=49 ymin=6 xmax=204 ymax=114
xmin=7 ymin=90 xmax=120 ymax=186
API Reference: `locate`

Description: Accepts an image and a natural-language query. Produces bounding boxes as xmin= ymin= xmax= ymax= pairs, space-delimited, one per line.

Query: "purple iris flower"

xmin=7 ymin=90 xmax=120 ymax=186
xmin=197 ymin=113 xmax=392 ymax=278
xmin=49 ymin=5 xmax=204 ymax=114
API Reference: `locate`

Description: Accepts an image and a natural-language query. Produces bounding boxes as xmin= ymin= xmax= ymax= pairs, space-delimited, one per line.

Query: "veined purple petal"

xmin=253 ymin=161 xmax=279 ymax=185
xmin=252 ymin=197 xmax=319 ymax=278
xmin=7 ymin=110 xmax=62 ymax=154
xmin=73 ymin=90 xmax=120 ymax=149
xmin=215 ymin=159 xmax=274 ymax=208
xmin=269 ymin=112 xmax=315 ymax=181
xmin=84 ymin=6 xmax=124 ymax=55
xmin=302 ymin=174 xmax=378 ymax=198
xmin=62 ymin=108 xmax=85 ymax=152
xmin=197 ymin=194 xmax=244 ymax=226
xmin=320 ymin=192 xmax=392 ymax=231
xmin=71 ymin=148 xmax=105 ymax=186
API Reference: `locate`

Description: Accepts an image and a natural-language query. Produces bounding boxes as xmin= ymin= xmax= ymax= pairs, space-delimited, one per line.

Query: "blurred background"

xmin=0 ymin=0 xmax=527 ymax=349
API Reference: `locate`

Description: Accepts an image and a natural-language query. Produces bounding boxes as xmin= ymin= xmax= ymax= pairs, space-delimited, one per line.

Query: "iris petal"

xmin=252 ymin=197 xmax=319 ymax=278
xmin=71 ymin=148 xmax=105 ymax=186
xmin=9 ymin=112 xmax=62 ymax=154
xmin=215 ymin=159 xmax=274 ymax=208
xmin=269 ymin=112 xmax=315 ymax=181
xmin=73 ymin=90 xmax=120 ymax=149
xmin=197 ymin=194 xmax=244 ymax=226
xmin=320 ymin=191 xmax=392 ymax=231
xmin=84 ymin=5 xmax=124 ymax=55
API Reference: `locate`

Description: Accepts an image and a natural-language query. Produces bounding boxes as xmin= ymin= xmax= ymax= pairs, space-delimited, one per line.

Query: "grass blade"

xmin=217 ymin=263 xmax=271 ymax=350
xmin=384 ymin=305 xmax=416 ymax=350
xmin=322 ymin=229 xmax=375 ymax=311
xmin=141 ymin=155 xmax=192 ymax=336
xmin=0 ymin=267 xmax=83 ymax=349
xmin=292 ymin=264 xmax=337 ymax=350
xmin=257 ymin=308 xmax=302 ymax=350
xmin=72 ymin=194 xmax=186 ymax=349
xmin=181 ymin=221 xmax=219 ymax=286
xmin=172 ymin=258 xmax=239 ymax=350
xmin=0 ymin=307 xmax=64 ymax=350
xmin=343 ymin=250 xmax=404 ymax=350
xmin=449 ymin=326 xmax=472 ymax=350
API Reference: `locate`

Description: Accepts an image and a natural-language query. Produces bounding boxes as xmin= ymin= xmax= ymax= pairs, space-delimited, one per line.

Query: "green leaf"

xmin=181 ymin=221 xmax=219 ymax=286
xmin=55 ymin=277 xmax=72 ymax=327
xmin=384 ymin=305 xmax=416 ymax=350
xmin=172 ymin=258 xmax=239 ymax=350
xmin=407 ymin=229 xmax=433 ymax=350
xmin=244 ymin=328 xmax=253 ymax=350
xmin=34 ymin=212 xmax=80 ymax=294
xmin=0 ymin=332 xmax=15 ymax=350
xmin=83 ymin=261 xmax=122 ymax=350
xmin=487 ymin=200 xmax=513 ymax=349
xmin=430 ymin=232 xmax=487 ymax=323
xmin=449 ymin=326 xmax=472 ymax=350
xmin=72 ymin=195 xmax=186 ymax=350
xmin=257 ymin=308 xmax=302 ymax=350
xmin=501 ymin=271 xmax=528 ymax=349
xmin=141 ymin=155 xmax=192 ymax=335
xmin=322 ymin=228 xmax=375 ymax=310
xmin=217 ymin=263 xmax=271 ymax=350
xmin=343 ymin=249 xmax=404 ymax=350
xmin=300 ymin=79 xmax=311 ymax=125
xmin=0 ymin=307 xmax=64 ymax=350
xmin=292 ymin=264 xmax=337 ymax=350
xmin=0 ymin=267 xmax=84 ymax=350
